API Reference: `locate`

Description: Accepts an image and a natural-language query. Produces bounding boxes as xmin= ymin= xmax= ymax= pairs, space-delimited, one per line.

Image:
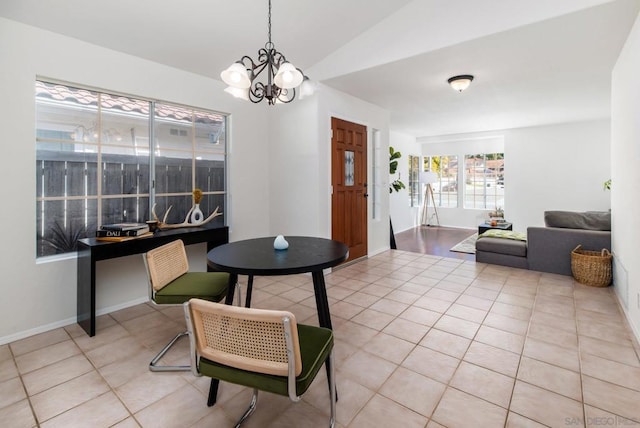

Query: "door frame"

xmin=329 ymin=115 xmax=369 ymax=262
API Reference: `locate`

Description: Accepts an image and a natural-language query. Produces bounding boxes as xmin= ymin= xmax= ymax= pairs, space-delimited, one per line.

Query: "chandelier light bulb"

xmin=224 ymin=86 xmax=249 ymax=101
xmin=274 ymin=62 xmax=303 ymax=89
xmin=298 ymin=76 xmax=315 ymax=100
xmin=221 ymin=62 xmax=251 ymax=89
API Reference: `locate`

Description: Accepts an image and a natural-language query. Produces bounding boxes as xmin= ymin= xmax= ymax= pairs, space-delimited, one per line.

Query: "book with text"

xmin=100 ymin=223 xmax=149 ymax=231
xmin=96 ymin=232 xmax=153 ymax=242
xmin=96 ymin=226 xmax=150 ymax=238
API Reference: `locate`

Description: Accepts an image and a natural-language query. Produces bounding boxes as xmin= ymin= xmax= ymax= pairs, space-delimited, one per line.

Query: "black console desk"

xmin=76 ymin=226 xmax=229 ymax=337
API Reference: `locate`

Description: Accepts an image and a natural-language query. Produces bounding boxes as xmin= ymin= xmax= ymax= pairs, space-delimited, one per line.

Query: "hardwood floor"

xmin=394 ymin=225 xmax=476 ymax=261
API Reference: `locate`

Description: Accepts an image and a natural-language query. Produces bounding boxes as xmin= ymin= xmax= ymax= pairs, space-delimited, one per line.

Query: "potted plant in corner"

xmin=389 ymin=146 xmax=405 ymax=194
xmin=389 ymin=146 xmax=405 ymax=249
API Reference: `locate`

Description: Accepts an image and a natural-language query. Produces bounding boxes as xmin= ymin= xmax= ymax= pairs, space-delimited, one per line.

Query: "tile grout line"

xmin=504 ymin=272 xmax=550 ymax=427
xmin=68 ymin=314 xmax=140 ymax=427
xmin=7 ymin=339 xmax=40 ymax=427
xmin=426 ymin=262 xmax=496 ymax=427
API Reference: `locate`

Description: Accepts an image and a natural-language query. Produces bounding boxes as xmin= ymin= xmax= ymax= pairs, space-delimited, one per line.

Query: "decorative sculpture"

xmin=190 ymin=189 xmax=205 ymax=224
xmin=151 ymin=189 xmax=222 ymax=230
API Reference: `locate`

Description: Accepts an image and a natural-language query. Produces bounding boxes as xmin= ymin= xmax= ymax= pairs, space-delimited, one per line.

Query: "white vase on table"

xmin=190 ymin=204 xmax=204 ymax=224
xmin=273 ymin=235 xmax=289 ymax=250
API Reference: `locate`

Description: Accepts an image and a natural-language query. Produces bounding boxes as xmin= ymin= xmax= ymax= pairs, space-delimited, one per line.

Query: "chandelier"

xmin=220 ymin=0 xmax=314 ymax=105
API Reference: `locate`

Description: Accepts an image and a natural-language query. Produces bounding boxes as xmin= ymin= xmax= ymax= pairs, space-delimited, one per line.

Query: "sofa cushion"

xmin=476 ymin=236 xmax=527 ymax=257
xmin=544 ymin=211 xmax=611 ymax=231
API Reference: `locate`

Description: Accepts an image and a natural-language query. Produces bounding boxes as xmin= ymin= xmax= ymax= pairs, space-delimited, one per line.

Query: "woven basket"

xmin=571 ymin=245 xmax=612 ymax=287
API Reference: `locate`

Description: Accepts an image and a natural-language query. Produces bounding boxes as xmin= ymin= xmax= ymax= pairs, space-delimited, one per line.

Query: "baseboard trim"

xmin=613 ymin=289 xmax=640 ymax=362
xmin=333 ymin=255 xmax=368 ymax=271
xmin=0 ymin=296 xmax=149 ymax=346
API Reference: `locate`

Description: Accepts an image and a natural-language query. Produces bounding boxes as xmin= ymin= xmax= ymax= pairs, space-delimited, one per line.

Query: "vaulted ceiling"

xmin=1 ymin=0 xmax=638 ymax=137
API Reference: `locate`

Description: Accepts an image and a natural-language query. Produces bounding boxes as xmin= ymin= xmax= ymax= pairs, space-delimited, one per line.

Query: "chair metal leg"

xmin=328 ymin=350 xmax=336 ymax=428
xmin=234 ymin=389 xmax=259 ymax=428
xmin=149 ymin=331 xmax=190 ymax=372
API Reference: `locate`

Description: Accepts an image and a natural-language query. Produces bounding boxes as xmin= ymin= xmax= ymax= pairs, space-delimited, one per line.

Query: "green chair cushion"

xmin=198 ymin=324 xmax=333 ymax=397
xmin=153 ymin=272 xmax=229 ymax=305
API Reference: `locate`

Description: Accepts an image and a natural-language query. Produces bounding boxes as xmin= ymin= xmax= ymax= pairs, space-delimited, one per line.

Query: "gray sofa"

xmin=476 ymin=211 xmax=611 ymax=276
xmin=476 ymin=236 xmax=528 ymax=269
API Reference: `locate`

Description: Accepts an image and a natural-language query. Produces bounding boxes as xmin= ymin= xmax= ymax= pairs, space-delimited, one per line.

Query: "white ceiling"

xmin=1 ymin=0 xmax=638 ymax=137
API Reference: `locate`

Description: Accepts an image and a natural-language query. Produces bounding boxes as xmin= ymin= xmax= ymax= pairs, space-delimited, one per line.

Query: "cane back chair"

xmin=143 ymin=239 xmax=231 ymax=372
xmin=183 ymin=298 xmax=336 ymax=427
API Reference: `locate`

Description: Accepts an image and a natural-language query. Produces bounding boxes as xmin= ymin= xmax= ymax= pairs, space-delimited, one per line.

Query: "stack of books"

xmin=96 ymin=223 xmax=152 ymax=241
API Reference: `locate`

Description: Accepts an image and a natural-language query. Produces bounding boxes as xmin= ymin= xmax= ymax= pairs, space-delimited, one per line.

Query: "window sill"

xmin=36 ymin=252 xmax=78 ymax=265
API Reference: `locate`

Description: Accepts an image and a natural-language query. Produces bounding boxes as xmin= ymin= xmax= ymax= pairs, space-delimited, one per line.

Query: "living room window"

xmin=424 ymin=155 xmax=458 ymax=208
xmin=408 ymin=155 xmax=421 ymax=207
xmin=464 ymin=153 xmax=504 ymax=209
xmin=35 ymin=80 xmax=227 ymax=258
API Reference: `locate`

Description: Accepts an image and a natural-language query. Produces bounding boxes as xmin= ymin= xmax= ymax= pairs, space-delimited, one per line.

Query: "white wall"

xmin=0 ymin=18 xmax=270 ymax=343
xmin=418 ymin=120 xmax=611 ymax=232
xmin=267 ymin=98 xmax=321 ymax=235
xmin=268 ymin=85 xmax=391 ymax=256
xmin=611 ymin=12 xmax=640 ymax=341
xmin=505 ymin=120 xmax=611 ymax=230
xmin=389 ymin=131 xmax=420 ymax=233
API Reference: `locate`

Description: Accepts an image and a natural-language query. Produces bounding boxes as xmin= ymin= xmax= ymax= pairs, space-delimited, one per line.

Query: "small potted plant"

xmin=389 ymin=146 xmax=405 ymax=193
xmin=488 ymin=207 xmax=504 ymax=225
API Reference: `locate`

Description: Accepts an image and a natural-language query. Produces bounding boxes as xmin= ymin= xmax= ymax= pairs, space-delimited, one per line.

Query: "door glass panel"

xmin=345 ymin=150 xmax=354 ymax=186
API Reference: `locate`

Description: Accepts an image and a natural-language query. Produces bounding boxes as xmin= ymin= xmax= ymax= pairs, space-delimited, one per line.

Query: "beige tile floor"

xmin=2 ymin=250 xmax=640 ymax=427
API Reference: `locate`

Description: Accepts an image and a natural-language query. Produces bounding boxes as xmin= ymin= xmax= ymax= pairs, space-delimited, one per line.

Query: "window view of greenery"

xmin=464 ymin=153 xmax=504 ymax=209
xmin=408 ymin=155 xmax=421 ymax=207
xmin=35 ymin=81 xmax=227 ymax=258
xmin=424 ymin=155 xmax=458 ymax=208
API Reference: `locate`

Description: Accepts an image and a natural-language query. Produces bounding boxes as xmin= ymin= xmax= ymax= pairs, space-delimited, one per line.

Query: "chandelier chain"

xmin=268 ymin=0 xmax=272 ymax=45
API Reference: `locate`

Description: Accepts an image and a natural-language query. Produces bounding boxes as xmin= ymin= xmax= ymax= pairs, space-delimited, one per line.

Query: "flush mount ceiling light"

xmin=447 ymin=75 xmax=474 ymax=92
xmin=220 ymin=0 xmax=314 ymax=105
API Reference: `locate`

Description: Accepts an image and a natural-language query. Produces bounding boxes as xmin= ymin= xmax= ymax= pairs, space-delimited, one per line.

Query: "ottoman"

xmin=475 ymin=231 xmax=528 ymax=269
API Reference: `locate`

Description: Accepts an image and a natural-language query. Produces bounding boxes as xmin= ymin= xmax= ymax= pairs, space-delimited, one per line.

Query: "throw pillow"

xmin=479 ymin=230 xmax=527 ymax=241
xmin=544 ymin=211 xmax=611 ymax=231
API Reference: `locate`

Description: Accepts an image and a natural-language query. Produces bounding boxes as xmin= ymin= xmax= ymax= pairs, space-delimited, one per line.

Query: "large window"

xmin=464 ymin=153 xmax=504 ymax=209
xmin=424 ymin=155 xmax=458 ymax=208
xmin=408 ymin=155 xmax=421 ymax=207
xmin=35 ymin=81 xmax=227 ymax=258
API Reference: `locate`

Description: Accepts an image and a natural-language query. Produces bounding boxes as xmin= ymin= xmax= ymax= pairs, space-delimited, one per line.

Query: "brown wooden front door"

xmin=331 ymin=117 xmax=367 ymax=262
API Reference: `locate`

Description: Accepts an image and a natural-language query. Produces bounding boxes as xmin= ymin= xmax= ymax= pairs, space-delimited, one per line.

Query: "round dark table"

xmin=206 ymin=236 xmax=348 ymax=406
xmin=208 ymin=236 xmax=349 ymax=276
xmin=208 ymin=236 xmax=348 ymax=328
